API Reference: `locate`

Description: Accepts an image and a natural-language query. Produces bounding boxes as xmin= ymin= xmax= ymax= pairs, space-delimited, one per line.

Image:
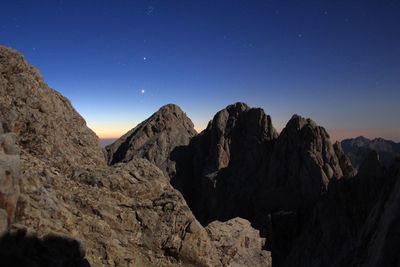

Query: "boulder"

xmin=206 ymin=218 xmax=272 ymax=267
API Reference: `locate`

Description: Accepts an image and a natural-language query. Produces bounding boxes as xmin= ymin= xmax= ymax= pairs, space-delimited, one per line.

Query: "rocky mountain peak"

xmin=267 ymin=115 xmax=346 ymax=192
xmin=106 ymin=103 xmax=197 ymax=177
xmin=152 ymin=103 xmax=194 ymax=127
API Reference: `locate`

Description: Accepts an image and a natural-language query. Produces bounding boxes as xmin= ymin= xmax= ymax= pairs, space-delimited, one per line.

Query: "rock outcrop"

xmin=0 ymin=46 xmax=105 ymax=171
xmin=106 ymin=104 xmax=197 ymax=178
xmin=341 ymin=136 xmax=400 ymax=169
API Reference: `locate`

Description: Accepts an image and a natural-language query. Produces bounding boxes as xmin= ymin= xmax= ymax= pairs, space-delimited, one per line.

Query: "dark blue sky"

xmin=1 ymin=0 xmax=399 ymax=140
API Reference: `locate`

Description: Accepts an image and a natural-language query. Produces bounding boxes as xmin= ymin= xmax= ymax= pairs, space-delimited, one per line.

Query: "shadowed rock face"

xmin=281 ymin=151 xmax=397 ymax=267
xmin=106 ymin=104 xmax=197 ymax=178
xmin=0 ymin=46 xmax=105 ymax=171
xmin=253 ymin=115 xmax=354 ymax=265
xmin=257 ymin=115 xmax=350 ymax=211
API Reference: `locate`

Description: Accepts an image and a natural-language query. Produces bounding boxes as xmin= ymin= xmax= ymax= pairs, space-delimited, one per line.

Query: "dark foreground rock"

xmin=0 ymin=229 xmax=90 ymax=267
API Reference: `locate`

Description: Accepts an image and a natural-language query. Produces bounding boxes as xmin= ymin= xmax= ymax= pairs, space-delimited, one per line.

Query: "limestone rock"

xmin=106 ymin=104 xmax=197 ymax=178
xmin=206 ymin=218 xmax=272 ymax=267
xmin=0 ymin=45 xmax=105 ymax=171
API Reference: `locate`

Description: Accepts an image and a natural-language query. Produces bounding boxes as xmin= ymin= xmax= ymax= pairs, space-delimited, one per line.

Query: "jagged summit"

xmin=105 ymin=103 xmax=197 ymax=177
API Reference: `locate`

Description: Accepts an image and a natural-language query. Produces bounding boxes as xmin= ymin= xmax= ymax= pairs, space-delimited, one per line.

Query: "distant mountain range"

xmin=99 ymin=138 xmax=117 ymax=147
xmin=341 ymin=136 xmax=400 ymax=169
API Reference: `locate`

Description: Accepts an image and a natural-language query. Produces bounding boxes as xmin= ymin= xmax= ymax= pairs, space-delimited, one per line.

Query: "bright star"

xmin=141 ymin=89 xmax=145 ymax=94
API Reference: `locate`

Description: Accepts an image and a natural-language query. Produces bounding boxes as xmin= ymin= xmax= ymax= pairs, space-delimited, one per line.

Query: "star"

xmin=143 ymin=57 xmax=147 ymax=61
xmin=298 ymin=34 xmax=303 ymax=38
xmin=141 ymin=89 xmax=145 ymax=94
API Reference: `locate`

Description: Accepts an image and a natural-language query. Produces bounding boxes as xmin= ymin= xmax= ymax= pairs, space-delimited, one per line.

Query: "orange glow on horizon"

xmin=91 ymin=122 xmax=400 ymax=143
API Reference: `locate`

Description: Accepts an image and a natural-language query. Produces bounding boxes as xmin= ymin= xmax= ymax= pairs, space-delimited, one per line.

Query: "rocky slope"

xmin=0 ymin=45 xmax=271 ymax=266
xmin=0 ymin=46 xmax=105 ymax=171
xmin=342 ymin=136 xmax=400 ymax=169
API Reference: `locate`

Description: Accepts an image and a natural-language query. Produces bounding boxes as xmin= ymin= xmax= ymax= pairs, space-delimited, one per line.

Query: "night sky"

xmin=1 ymin=1 xmax=399 ymax=141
